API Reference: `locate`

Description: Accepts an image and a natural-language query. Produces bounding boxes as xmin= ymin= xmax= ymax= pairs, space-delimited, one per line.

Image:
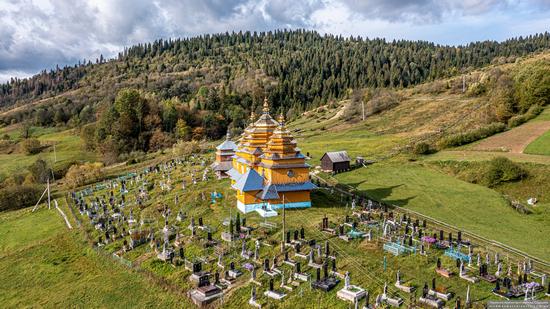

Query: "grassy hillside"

xmin=0 ymin=125 xmax=96 ymax=181
xmin=332 ymin=162 xmax=550 ymax=260
xmin=0 ymin=207 xmax=185 ymax=307
xmin=292 ymin=52 xmax=550 ymax=166
xmin=524 ymin=130 xmax=550 ymax=155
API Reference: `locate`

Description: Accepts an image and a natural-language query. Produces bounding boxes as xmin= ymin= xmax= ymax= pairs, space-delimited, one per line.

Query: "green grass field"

xmin=0 ymin=207 xmax=184 ymax=308
xmin=334 ymin=162 xmax=550 ymax=260
xmin=298 ymin=129 xmax=404 ymax=165
xmin=524 ymin=129 xmax=550 ymax=156
xmin=0 ymin=127 xmax=97 ymax=180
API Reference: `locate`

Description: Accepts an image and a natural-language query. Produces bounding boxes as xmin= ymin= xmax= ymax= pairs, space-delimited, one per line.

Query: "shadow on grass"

xmin=346 ymin=180 xmax=368 ymax=190
xmin=313 ymin=184 xmax=415 ymax=208
xmin=361 ymin=184 xmax=404 ymax=200
xmin=311 ymin=189 xmax=346 ymax=208
xmin=384 ymin=196 xmax=416 ymax=207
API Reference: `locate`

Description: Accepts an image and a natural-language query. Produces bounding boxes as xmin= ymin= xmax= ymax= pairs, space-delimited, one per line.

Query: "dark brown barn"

xmin=320 ymin=151 xmax=351 ymax=172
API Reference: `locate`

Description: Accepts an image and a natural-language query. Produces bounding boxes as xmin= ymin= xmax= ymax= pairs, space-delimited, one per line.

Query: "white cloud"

xmin=0 ymin=0 xmax=548 ymax=82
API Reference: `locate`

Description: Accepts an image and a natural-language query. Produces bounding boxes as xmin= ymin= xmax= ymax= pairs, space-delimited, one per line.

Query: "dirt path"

xmin=426 ymin=150 xmax=550 ymax=165
xmin=473 ymin=121 xmax=550 ymax=153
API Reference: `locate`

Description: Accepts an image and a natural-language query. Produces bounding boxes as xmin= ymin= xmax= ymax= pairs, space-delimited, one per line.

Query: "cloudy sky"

xmin=1 ymin=0 xmax=549 ymax=82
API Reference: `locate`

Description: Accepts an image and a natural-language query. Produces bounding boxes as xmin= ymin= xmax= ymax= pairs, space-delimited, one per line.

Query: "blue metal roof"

xmin=257 ymin=183 xmax=280 ymax=200
xmin=226 ymin=168 xmax=242 ymax=181
xmin=232 ymin=168 xmax=264 ymax=192
xmin=256 ymin=181 xmax=317 ymax=201
xmin=272 ymin=181 xmax=317 ymax=192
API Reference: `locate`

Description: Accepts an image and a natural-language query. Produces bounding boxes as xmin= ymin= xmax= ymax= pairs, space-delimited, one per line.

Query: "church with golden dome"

xmin=225 ymin=98 xmax=316 ymax=217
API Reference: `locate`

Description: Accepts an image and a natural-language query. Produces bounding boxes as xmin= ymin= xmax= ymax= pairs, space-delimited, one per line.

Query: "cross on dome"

xmin=262 ymin=97 xmax=270 ymax=114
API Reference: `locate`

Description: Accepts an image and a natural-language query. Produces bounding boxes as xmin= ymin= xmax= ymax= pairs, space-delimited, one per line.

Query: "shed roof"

xmin=321 ymin=151 xmax=351 ymax=163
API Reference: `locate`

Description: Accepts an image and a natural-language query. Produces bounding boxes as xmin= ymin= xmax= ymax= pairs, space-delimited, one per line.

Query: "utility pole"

xmin=362 ymin=100 xmax=365 ymax=121
xmin=47 ymin=178 xmax=51 ymax=210
xmin=281 ymin=193 xmax=286 ymax=253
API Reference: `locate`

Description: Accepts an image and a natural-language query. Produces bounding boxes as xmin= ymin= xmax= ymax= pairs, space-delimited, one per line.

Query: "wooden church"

xmin=226 ymin=98 xmax=316 ymax=217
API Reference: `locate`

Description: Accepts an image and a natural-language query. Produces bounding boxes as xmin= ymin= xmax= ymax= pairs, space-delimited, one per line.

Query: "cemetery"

xmin=66 ymin=150 xmax=550 ymax=308
xmin=65 ymin=99 xmax=549 ymax=308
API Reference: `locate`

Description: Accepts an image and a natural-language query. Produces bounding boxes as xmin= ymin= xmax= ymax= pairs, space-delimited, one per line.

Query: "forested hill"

xmin=2 ymin=30 xmax=550 ymax=114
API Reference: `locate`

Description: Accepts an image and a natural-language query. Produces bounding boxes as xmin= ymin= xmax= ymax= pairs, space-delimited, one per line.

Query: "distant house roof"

xmin=232 ymin=168 xmax=264 ymax=192
xmin=321 ymin=151 xmax=351 ymax=163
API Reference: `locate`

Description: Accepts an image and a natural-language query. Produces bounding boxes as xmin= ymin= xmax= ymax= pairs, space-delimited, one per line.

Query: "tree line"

xmin=2 ymin=29 xmax=549 ymax=113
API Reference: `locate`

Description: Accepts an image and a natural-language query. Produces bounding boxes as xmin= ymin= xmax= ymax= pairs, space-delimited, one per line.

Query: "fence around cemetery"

xmin=310 ymin=173 xmax=550 ymax=275
xmin=63 ymin=196 xmax=190 ymax=299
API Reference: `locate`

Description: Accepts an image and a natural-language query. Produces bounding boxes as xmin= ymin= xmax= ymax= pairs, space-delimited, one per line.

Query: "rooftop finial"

xmin=226 ymin=131 xmax=231 ymax=140
xmin=277 ymin=113 xmax=285 ymax=125
xmin=262 ymin=97 xmax=270 ymax=114
xmin=249 ymin=111 xmax=256 ymax=122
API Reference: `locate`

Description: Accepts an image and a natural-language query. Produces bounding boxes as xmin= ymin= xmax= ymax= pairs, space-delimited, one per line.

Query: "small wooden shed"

xmin=320 ymin=151 xmax=351 ymax=172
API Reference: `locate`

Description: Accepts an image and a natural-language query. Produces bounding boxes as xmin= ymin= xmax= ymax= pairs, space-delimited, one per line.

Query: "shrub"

xmin=20 ymin=138 xmax=42 ymax=155
xmin=51 ymin=160 xmax=78 ymax=180
xmin=0 ymin=185 xmax=44 ymax=212
xmin=412 ymin=142 xmax=433 ymax=155
xmin=172 ymin=140 xmax=201 ymax=157
xmin=1 ymin=174 xmax=25 ymax=188
xmin=0 ymin=139 xmax=13 ymax=151
xmin=364 ymin=89 xmax=400 ymax=116
xmin=438 ymin=122 xmax=506 ymax=149
xmin=507 ymin=105 xmax=543 ymax=128
xmin=466 ymin=82 xmax=486 ymax=96
xmin=64 ymin=162 xmax=104 ymax=189
xmin=28 ymin=159 xmax=51 ymax=183
xmin=121 ymin=151 xmax=146 ymax=165
xmin=482 ymin=157 xmax=527 ymax=187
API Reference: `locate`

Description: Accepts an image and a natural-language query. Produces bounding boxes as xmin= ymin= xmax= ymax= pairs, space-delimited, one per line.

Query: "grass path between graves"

xmin=0 ymin=207 xmax=186 ymax=308
xmin=334 ymin=162 xmax=550 ymax=261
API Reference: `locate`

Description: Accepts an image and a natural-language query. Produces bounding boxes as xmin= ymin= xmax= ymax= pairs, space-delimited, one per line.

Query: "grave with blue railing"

xmin=383 ymin=241 xmax=416 ymax=256
xmin=444 ymin=246 xmax=469 ymax=262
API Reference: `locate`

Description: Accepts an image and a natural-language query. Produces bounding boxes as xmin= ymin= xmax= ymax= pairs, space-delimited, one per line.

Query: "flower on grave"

xmin=243 ymin=263 xmax=254 ymax=271
xmin=421 ymin=236 xmax=437 ymax=244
